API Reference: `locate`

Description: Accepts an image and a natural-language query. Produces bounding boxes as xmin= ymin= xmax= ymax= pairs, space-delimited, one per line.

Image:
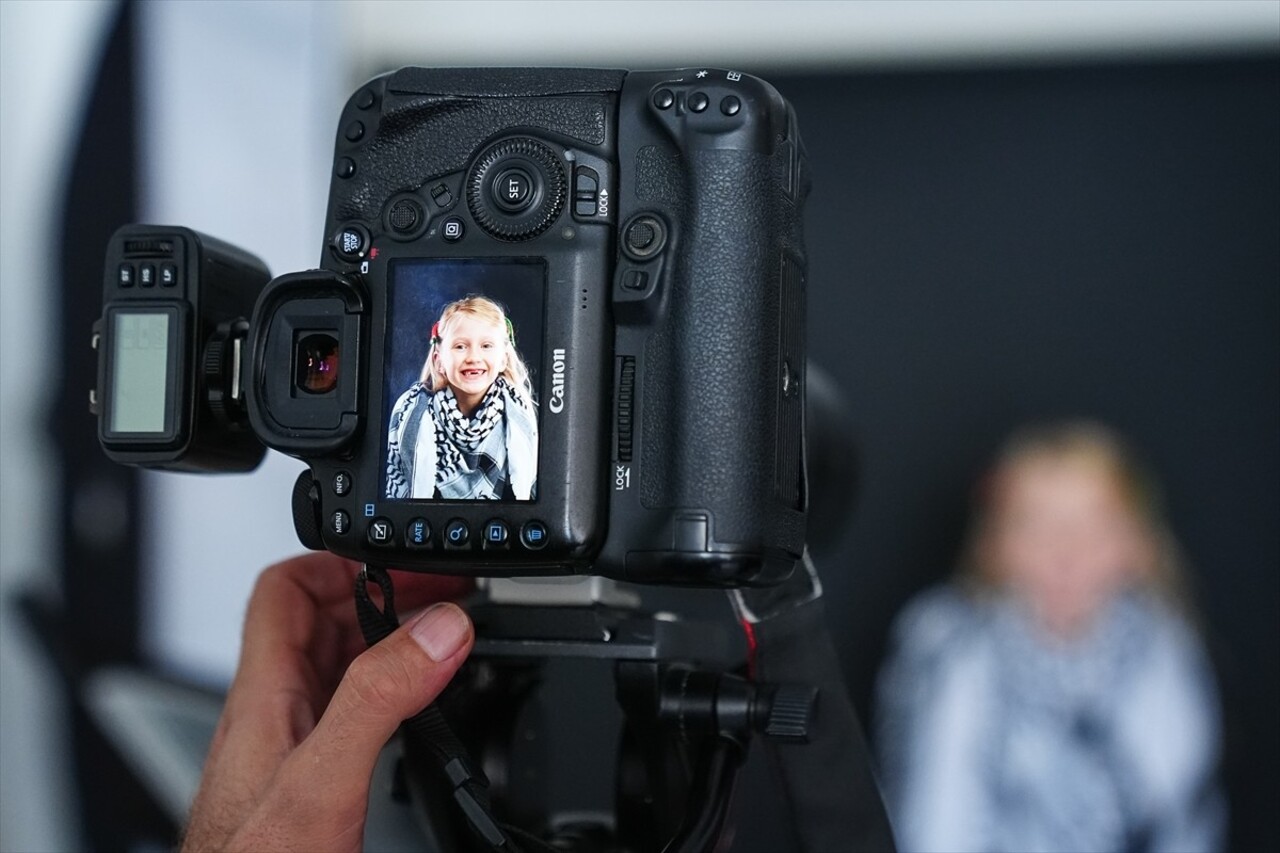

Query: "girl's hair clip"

xmin=431 ymin=321 xmax=441 ymax=344
xmin=505 ymin=317 xmax=516 ymax=345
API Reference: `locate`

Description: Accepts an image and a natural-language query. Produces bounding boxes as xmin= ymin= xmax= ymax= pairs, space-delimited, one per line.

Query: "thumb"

xmin=289 ymin=602 xmax=474 ymax=796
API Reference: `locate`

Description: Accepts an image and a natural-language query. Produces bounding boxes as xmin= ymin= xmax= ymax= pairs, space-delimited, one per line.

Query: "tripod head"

xmin=348 ymin=365 xmax=888 ymax=852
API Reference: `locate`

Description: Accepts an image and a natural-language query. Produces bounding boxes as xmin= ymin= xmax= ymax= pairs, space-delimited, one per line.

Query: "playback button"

xmin=482 ymin=519 xmax=510 ymax=550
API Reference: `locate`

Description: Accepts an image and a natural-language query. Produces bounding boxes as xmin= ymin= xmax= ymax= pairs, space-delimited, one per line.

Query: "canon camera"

xmin=93 ymin=67 xmax=810 ymax=586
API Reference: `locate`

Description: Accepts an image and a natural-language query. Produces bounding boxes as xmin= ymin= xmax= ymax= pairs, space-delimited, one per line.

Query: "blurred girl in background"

xmin=875 ymin=421 xmax=1224 ymax=852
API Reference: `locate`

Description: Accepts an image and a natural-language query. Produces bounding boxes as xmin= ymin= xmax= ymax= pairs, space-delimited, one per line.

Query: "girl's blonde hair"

xmin=960 ymin=420 xmax=1190 ymax=611
xmin=421 ymin=295 xmax=535 ymax=407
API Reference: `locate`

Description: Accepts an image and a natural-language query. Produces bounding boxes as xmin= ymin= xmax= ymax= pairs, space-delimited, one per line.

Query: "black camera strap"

xmin=354 ymin=565 xmax=549 ymax=853
xmin=730 ymin=553 xmax=898 ymax=853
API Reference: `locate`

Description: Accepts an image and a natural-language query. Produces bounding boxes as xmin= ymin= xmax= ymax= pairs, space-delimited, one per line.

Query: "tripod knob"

xmin=763 ymin=684 xmax=818 ymax=744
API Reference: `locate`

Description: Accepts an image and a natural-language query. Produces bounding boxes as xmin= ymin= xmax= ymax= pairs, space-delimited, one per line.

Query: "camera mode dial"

xmin=467 ymin=138 xmax=567 ymax=241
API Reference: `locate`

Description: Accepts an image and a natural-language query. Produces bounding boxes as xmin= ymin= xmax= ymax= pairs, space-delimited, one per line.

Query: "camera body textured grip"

xmin=606 ymin=70 xmax=810 ymax=585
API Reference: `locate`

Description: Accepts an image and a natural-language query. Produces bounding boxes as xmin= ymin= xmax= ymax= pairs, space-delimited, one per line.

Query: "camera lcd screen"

xmin=383 ymin=259 xmax=545 ymax=501
xmin=110 ymin=311 xmax=171 ymax=434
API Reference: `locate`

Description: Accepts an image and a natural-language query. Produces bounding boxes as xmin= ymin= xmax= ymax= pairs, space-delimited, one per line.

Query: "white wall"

xmin=135 ymin=0 xmax=344 ymax=686
xmin=343 ymin=0 xmax=1279 ymax=70
xmin=0 ymin=5 xmax=114 ymax=850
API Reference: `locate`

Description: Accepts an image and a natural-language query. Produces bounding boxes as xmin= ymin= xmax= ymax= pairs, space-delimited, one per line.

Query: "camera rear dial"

xmin=467 ymin=138 xmax=567 ymax=241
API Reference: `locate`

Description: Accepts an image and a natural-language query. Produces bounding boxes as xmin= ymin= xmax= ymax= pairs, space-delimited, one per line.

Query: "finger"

xmin=281 ymin=602 xmax=474 ymax=803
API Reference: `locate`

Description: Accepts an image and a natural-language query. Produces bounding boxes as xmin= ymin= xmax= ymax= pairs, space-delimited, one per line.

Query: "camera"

xmin=93 ymin=67 xmax=810 ymax=587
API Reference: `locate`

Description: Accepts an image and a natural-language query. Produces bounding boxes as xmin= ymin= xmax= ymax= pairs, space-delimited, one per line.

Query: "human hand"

xmin=181 ymin=552 xmax=474 ymax=852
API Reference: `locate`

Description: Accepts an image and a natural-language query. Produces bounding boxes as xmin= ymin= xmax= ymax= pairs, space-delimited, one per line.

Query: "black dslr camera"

xmin=91 ymin=70 xmax=899 ymax=852
xmin=94 ymin=67 xmax=810 ymax=588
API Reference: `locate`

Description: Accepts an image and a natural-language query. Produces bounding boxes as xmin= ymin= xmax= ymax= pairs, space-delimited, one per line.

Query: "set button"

xmin=491 ymin=167 xmax=535 ymax=213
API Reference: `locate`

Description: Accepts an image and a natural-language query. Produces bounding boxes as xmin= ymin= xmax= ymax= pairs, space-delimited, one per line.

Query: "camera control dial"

xmin=467 ymin=138 xmax=567 ymax=241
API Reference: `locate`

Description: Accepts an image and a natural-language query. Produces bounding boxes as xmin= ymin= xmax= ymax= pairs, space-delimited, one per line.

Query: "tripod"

xmin=358 ymin=555 xmax=890 ymax=853
xmin=357 ymin=371 xmax=895 ymax=852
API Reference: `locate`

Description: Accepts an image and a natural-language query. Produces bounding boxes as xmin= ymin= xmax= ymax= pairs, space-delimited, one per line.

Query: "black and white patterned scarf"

xmin=386 ymin=375 xmax=536 ymax=500
xmin=430 ymin=377 xmax=508 ymax=496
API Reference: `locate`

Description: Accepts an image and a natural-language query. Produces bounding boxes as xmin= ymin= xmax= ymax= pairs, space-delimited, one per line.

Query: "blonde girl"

xmin=386 ymin=296 xmax=537 ymax=500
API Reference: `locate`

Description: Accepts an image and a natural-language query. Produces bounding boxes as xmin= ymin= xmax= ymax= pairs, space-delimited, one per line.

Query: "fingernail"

xmin=409 ymin=603 xmax=470 ymax=661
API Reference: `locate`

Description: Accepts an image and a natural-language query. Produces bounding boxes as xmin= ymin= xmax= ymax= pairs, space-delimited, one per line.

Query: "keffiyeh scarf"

xmin=386 ymin=376 xmax=535 ymax=500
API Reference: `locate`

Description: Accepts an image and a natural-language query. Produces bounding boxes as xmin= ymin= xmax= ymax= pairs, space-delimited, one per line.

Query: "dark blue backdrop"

xmin=382 ymin=259 xmax=546 ymax=434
